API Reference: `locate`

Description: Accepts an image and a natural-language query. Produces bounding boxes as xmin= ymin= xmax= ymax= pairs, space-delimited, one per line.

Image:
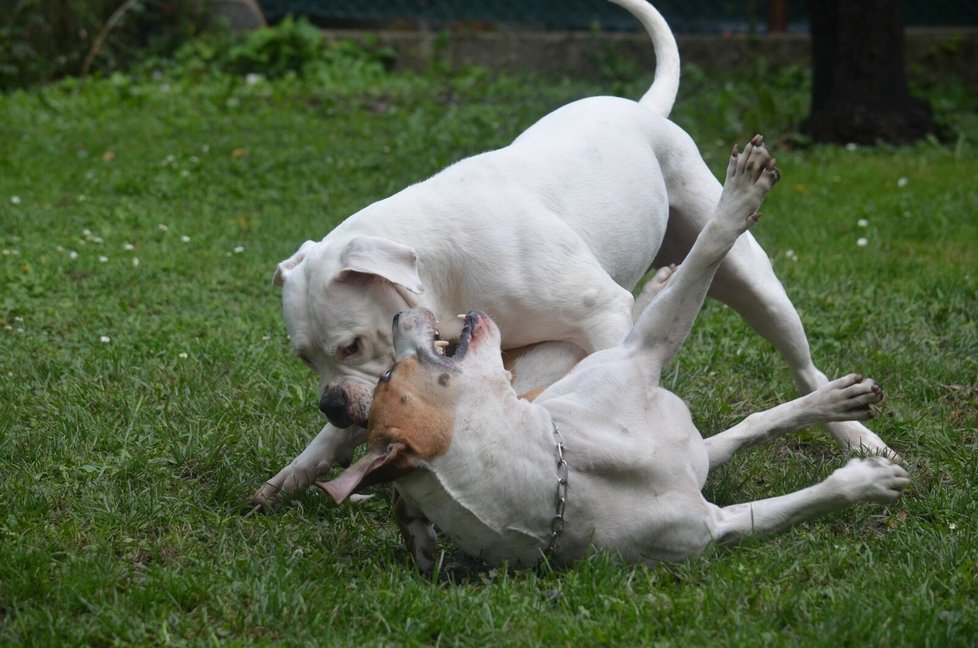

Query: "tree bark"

xmin=805 ymin=0 xmax=935 ymax=144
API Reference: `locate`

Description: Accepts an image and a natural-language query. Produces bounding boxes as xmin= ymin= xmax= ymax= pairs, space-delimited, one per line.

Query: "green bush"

xmin=0 ymin=0 xmax=207 ymax=90
xmin=166 ymin=15 xmax=395 ymax=83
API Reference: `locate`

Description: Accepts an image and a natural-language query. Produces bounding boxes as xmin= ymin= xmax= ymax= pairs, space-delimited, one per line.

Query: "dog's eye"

xmin=340 ymin=338 xmax=361 ymax=359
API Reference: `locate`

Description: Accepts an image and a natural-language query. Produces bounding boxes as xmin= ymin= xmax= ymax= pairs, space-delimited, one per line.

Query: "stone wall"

xmin=322 ymin=27 xmax=978 ymax=83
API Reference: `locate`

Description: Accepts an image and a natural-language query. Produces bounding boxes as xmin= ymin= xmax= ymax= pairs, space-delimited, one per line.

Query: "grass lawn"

xmin=1 ymin=54 xmax=976 ymax=645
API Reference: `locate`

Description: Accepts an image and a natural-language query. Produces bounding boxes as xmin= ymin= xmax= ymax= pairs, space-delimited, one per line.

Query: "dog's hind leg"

xmin=252 ymin=422 xmax=368 ymax=508
xmin=707 ymin=456 xmax=909 ymax=544
xmin=705 ymin=374 xmax=884 ymax=470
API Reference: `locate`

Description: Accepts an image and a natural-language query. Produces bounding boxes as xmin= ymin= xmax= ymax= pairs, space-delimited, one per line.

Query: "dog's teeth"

xmin=434 ymin=340 xmax=449 ymax=348
xmin=457 ymin=314 xmax=466 ymax=320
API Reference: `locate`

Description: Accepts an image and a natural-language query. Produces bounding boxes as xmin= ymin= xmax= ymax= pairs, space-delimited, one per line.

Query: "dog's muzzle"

xmin=319 ymin=384 xmax=371 ymax=428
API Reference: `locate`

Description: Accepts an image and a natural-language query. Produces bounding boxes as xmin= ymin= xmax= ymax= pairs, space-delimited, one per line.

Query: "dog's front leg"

xmin=251 ymin=422 xmax=368 ymax=508
xmin=393 ymin=489 xmax=437 ymax=575
xmin=627 ymin=136 xmax=779 ymax=377
xmin=705 ymin=374 xmax=884 ymax=470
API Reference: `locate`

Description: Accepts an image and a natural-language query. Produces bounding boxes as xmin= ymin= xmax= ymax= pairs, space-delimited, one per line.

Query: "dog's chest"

xmin=397 ymin=471 xmax=546 ymax=567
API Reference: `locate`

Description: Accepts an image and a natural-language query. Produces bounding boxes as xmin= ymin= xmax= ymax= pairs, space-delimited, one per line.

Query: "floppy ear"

xmin=273 ymin=240 xmax=317 ymax=287
xmin=338 ymin=236 xmax=425 ymax=294
xmin=316 ymin=441 xmax=420 ymax=504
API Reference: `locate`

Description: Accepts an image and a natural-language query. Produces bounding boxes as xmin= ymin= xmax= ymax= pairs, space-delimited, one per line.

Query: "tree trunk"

xmin=805 ymin=0 xmax=935 ymax=144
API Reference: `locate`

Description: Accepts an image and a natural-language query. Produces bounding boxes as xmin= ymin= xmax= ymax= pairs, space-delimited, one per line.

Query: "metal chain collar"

xmin=544 ymin=420 xmax=569 ymax=556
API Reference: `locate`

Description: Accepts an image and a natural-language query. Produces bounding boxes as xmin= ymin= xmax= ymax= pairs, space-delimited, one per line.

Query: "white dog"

xmin=253 ymin=0 xmax=895 ymax=507
xmin=320 ymin=139 xmax=910 ymax=571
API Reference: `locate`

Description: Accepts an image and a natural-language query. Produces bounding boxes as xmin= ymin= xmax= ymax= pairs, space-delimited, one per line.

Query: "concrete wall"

xmin=322 ymin=27 xmax=978 ymax=83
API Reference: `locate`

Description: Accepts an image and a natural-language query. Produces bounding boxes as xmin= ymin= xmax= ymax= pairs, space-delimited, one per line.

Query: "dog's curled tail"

xmin=608 ymin=0 xmax=680 ymax=118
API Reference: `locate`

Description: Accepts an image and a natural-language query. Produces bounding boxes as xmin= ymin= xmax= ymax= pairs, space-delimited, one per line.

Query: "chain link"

xmin=545 ymin=420 xmax=569 ymax=555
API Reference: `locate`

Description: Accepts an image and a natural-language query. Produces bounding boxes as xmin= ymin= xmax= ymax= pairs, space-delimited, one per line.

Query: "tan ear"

xmin=273 ymin=240 xmax=316 ymax=287
xmin=338 ymin=236 xmax=424 ymax=294
xmin=316 ymin=442 xmax=419 ymax=504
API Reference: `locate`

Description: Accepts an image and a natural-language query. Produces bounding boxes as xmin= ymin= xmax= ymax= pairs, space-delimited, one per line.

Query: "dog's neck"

xmin=397 ymin=392 xmax=560 ymax=566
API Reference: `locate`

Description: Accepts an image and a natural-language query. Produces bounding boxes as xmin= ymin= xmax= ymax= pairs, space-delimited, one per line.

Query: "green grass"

xmin=1 ymin=59 xmax=976 ymax=646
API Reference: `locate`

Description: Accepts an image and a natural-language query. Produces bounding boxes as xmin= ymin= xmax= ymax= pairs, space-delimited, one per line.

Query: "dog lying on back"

xmin=320 ymin=137 xmax=909 ymax=571
xmin=254 ymin=0 xmax=896 ymax=509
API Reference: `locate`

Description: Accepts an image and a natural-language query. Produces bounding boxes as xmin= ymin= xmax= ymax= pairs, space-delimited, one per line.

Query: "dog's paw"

xmin=809 ymin=373 xmax=884 ymax=422
xmin=825 ymin=419 xmax=903 ymax=463
xmin=250 ymin=482 xmax=283 ymax=510
xmin=832 ymin=457 xmax=910 ymax=505
xmin=717 ymin=134 xmax=780 ymax=231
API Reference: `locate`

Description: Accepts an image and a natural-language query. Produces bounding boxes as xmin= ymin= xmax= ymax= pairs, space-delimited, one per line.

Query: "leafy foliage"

xmin=0 ymin=0 xmax=208 ymax=90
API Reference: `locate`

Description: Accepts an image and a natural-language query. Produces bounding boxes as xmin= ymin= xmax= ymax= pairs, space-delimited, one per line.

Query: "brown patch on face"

xmin=368 ymin=357 xmax=457 ymax=461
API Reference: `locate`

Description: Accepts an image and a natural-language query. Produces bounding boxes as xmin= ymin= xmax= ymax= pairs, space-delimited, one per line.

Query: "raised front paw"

xmin=717 ymin=134 xmax=781 ymax=231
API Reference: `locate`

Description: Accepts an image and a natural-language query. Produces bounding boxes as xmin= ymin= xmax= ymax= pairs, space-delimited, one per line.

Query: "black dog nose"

xmin=319 ymin=388 xmax=351 ymax=427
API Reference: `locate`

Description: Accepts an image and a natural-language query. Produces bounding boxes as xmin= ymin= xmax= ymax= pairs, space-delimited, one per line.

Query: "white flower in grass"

xmin=245 ymin=73 xmax=264 ymax=86
xmin=785 ymin=249 xmax=798 ymax=262
xmin=123 ymin=242 xmax=135 ymax=251
xmin=845 ymin=142 xmax=858 ymax=151
xmin=99 ymin=255 xmax=108 ymax=263
xmin=201 ymin=144 xmax=210 ymax=154
xmin=68 ymin=250 xmax=79 ymax=260
xmin=948 ymin=522 xmax=957 ymax=530
xmin=132 ymin=257 xmax=140 ymax=267
xmin=10 ymin=195 xmax=20 ymax=205
xmin=91 ymin=236 xmax=103 ymax=244
xmin=857 ymin=219 xmax=869 ymax=228
xmin=158 ymin=224 xmax=169 ymax=232
xmin=897 ymin=177 xmax=908 ymax=188
xmin=83 ymin=229 xmax=92 ymax=237
xmin=233 ymin=245 xmax=244 ymax=254
xmin=181 ymin=235 xmax=191 ymax=243
xmin=857 ymin=238 xmax=868 ymax=247
xmin=178 ymin=352 xmax=188 ymax=359
xmin=100 ymin=335 xmax=111 ymax=344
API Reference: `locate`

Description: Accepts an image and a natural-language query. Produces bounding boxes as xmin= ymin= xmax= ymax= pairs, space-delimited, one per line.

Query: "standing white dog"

xmin=321 ymin=139 xmax=909 ymax=571
xmin=253 ymin=0 xmax=896 ymax=507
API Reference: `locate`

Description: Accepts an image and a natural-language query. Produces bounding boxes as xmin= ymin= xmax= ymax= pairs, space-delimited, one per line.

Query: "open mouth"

xmin=392 ymin=309 xmax=483 ymax=364
xmin=449 ymin=311 xmax=480 ymax=360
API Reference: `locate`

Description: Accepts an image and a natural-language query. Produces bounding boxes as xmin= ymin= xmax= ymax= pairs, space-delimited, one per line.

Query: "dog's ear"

xmin=316 ymin=441 xmax=420 ymax=504
xmin=338 ymin=236 xmax=425 ymax=294
xmin=273 ymin=240 xmax=317 ymax=287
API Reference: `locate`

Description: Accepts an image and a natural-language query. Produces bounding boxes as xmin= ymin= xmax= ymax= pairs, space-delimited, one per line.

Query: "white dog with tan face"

xmin=253 ymin=0 xmax=897 ymax=508
xmin=321 ymin=140 xmax=909 ymax=571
